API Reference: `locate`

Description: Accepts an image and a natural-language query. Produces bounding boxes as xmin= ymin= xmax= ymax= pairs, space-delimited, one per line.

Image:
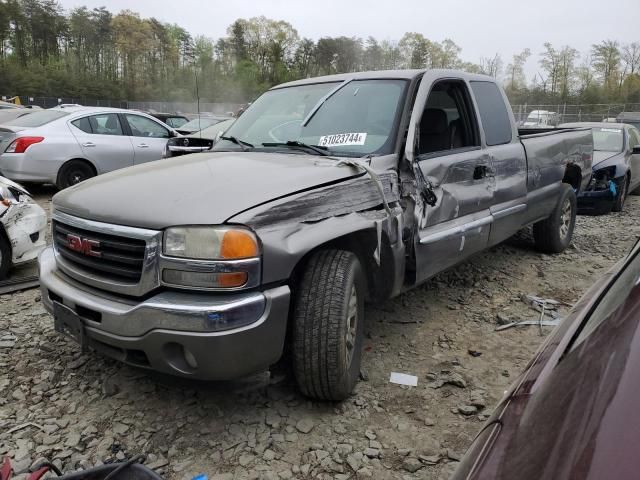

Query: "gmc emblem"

xmin=66 ymin=234 xmax=101 ymax=258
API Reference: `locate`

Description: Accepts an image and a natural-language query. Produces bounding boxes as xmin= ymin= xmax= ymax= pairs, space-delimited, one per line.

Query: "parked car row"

xmin=0 ymin=106 xmax=234 ymax=189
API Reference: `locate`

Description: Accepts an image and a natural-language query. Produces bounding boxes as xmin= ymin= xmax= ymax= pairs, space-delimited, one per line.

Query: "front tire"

xmin=533 ymin=183 xmax=577 ymax=253
xmin=612 ymin=175 xmax=628 ymax=212
xmin=292 ymin=250 xmax=365 ymax=401
xmin=57 ymin=160 xmax=95 ymax=189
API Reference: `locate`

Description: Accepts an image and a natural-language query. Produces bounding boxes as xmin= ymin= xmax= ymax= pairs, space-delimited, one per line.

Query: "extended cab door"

xmin=122 ymin=113 xmax=172 ymax=164
xmin=468 ymin=81 xmax=527 ymax=246
xmin=69 ymin=113 xmax=135 ymax=174
xmin=406 ymin=74 xmax=495 ymax=283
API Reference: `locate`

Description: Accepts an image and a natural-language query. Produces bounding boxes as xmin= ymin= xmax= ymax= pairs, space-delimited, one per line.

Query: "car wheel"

xmin=533 ymin=183 xmax=577 ymax=253
xmin=0 ymin=233 xmax=11 ymax=280
xmin=612 ymin=175 xmax=629 ymax=212
xmin=57 ymin=160 xmax=95 ymax=189
xmin=292 ymin=249 xmax=365 ymax=401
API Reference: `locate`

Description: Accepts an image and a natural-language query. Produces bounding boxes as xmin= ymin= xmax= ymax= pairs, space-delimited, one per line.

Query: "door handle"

xmin=82 ymin=142 xmax=96 ymax=147
xmin=137 ymin=143 xmax=149 ymax=148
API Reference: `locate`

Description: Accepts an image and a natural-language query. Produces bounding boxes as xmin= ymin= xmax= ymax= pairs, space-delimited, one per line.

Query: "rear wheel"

xmin=292 ymin=249 xmax=365 ymax=401
xmin=533 ymin=183 xmax=577 ymax=253
xmin=0 ymin=234 xmax=11 ymax=280
xmin=57 ymin=160 xmax=95 ymax=189
xmin=612 ymin=175 xmax=629 ymax=212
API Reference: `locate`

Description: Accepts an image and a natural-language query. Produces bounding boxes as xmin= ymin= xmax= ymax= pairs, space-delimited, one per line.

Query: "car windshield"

xmin=181 ymin=117 xmax=222 ymax=131
xmin=6 ymin=110 xmax=69 ymax=127
xmin=593 ymin=127 xmax=623 ymax=152
xmin=214 ymin=79 xmax=408 ymax=157
xmin=197 ymin=119 xmax=234 ymax=139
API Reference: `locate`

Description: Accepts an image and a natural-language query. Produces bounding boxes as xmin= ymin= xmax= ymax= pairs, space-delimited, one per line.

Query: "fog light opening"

xmin=163 ymin=342 xmax=198 ymax=374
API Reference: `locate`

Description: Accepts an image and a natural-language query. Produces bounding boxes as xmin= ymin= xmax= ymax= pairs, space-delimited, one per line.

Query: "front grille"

xmin=53 ymin=220 xmax=146 ymax=282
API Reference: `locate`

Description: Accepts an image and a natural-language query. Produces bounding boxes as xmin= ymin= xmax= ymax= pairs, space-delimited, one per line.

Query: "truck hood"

xmin=53 ymin=152 xmax=363 ymax=230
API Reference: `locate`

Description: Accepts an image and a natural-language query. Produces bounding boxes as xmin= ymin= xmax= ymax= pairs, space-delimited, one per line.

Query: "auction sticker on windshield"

xmin=318 ymin=132 xmax=367 ymax=148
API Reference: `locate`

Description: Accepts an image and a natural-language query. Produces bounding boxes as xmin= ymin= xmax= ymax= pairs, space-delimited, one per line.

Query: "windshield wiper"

xmin=261 ymin=141 xmax=331 ymax=156
xmin=219 ymin=135 xmax=254 ymax=151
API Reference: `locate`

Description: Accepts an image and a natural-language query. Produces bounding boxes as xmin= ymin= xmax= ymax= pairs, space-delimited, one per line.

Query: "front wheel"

xmin=612 ymin=175 xmax=628 ymax=212
xmin=533 ymin=183 xmax=577 ymax=253
xmin=292 ymin=249 xmax=365 ymax=401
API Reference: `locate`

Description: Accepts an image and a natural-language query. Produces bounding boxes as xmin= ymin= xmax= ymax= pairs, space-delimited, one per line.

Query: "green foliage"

xmin=0 ymin=0 xmax=637 ymax=106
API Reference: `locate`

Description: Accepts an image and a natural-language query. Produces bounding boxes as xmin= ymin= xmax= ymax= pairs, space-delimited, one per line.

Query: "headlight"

xmin=163 ymin=226 xmax=259 ymax=260
xmin=162 ymin=226 xmax=261 ymax=289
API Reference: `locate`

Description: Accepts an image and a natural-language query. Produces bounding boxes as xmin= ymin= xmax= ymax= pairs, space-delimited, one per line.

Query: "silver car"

xmin=0 ymin=106 xmax=178 ymax=188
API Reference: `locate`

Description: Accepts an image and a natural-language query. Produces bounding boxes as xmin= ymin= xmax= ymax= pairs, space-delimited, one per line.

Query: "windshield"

xmin=593 ymin=127 xmax=623 ymax=152
xmin=198 ymin=119 xmax=234 ymax=139
xmin=215 ymin=79 xmax=408 ymax=156
xmin=180 ymin=117 xmax=223 ymax=131
xmin=7 ymin=110 xmax=68 ymax=127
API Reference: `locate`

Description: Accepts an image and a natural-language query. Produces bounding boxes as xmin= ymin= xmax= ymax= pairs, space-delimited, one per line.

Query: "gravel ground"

xmin=1 ymin=188 xmax=639 ymax=480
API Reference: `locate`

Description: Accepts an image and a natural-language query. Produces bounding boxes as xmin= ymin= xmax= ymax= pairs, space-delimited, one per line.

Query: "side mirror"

xmin=633 ymin=145 xmax=640 ymax=155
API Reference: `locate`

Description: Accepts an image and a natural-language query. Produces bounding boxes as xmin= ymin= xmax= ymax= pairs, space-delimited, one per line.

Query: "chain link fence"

xmin=1 ymin=95 xmax=242 ymax=115
xmin=512 ymin=103 xmax=640 ymax=125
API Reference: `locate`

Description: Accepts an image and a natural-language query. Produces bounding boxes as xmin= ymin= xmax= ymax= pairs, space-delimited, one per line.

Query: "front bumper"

xmin=1 ymin=200 xmax=47 ymax=265
xmin=577 ymin=189 xmax=615 ymax=214
xmin=577 ymin=176 xmax=620 ymax=214
xmin=39 ymin=247 xmax=290 ymax=380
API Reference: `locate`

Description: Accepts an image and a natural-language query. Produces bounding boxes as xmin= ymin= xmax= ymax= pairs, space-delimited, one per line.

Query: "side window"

xmin=88 ymin=114 xmax=124 ymax=136
xmin=469 ymin=81 xmax=512 ymax=146
xmin=71 ymin=117 xmax=92 ymax=134
xmin=417 ymin=80 xmax=479 ymax=156
xmin=125 ymin=115 xmax=170 ymax=138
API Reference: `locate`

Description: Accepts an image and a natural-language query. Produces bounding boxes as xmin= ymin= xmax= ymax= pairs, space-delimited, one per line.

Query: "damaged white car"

xmin=0 ymin=176 xmax=47 ymax=279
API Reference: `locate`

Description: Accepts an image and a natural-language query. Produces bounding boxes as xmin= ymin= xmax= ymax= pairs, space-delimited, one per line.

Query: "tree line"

xmin=0 ymin=0 xmax=639 ymax=106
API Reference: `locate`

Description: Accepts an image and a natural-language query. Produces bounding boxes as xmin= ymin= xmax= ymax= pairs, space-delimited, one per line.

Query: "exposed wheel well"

xmin=289 ymin=229 xmax=395 ymax=303
xmin=562 ymin=164 xmax=582 ymax=192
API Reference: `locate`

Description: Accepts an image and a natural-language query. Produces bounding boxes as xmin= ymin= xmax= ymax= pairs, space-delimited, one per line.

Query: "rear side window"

xmin=470 ymin=81 xmax=512 ymax=146
xmin=71 ymin=117 xmax=92 ymax=133
xmin=7 ymin=110 xmax=69 ymax=127
xmin=88 ymin=114 xmax=124 ymax=136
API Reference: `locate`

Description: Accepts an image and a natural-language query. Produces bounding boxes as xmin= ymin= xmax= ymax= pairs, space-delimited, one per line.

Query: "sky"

xmin=57 ymin=0 xmax=640 ymax=80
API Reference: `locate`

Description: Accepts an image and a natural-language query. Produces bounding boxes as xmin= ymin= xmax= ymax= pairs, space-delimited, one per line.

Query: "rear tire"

xmin=612 ymin=175 xmax=629 ymax=212
xmin=0 ymin=233 xmax=11 ymax=280
xmin=533 ymin=183 xmax=577 ymax=253
xmin=57 ymin=160 xmax=95 ymax=189
xmin=292 ymin=249 xmax=365 ymax=401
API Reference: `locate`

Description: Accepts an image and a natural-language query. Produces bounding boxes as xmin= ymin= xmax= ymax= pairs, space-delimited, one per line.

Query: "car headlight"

xmin=164 ymin=226 xmax=259 ymax=260
xmin=162 ymin=226 xmax=261 ymax=289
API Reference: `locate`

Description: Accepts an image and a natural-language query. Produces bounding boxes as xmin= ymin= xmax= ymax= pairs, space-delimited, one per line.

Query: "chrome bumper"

xmin=39 ymin=247 xmax=290 ymax=380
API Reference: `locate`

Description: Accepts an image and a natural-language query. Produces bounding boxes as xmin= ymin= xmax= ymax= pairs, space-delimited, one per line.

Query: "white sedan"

xmin=0 ymin=106 xmax=179 ymax=189
xmin=0 ymin=176 xmax=46 ymax=279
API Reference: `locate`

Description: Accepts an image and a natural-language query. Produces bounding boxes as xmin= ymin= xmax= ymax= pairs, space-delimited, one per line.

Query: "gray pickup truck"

xmin=39 ymin=70 xmax=592 ymax=400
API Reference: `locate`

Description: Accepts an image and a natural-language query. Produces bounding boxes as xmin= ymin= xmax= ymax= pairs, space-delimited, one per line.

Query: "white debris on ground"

xmin=0 ymin=188 xmax=639 ymax=480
